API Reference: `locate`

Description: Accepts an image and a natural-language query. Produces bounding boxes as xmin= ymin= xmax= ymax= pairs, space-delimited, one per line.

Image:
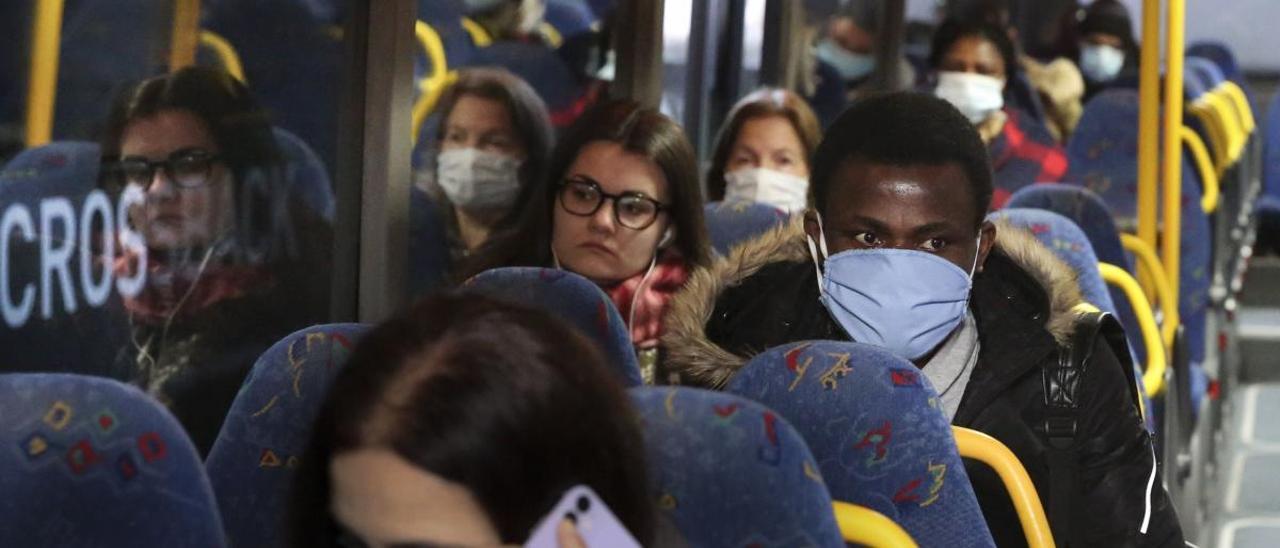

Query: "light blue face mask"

xmin=816 ymin=39 xmax=876 ymax=82
xmin=1079 ymin=43 xmax=1125 ymax=83
xmin=806 ymin=213 xmax=981 ymax=361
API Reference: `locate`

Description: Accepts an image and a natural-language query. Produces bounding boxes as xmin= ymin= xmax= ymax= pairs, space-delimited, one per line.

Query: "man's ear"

xmin=803 ymin=209 xmax=823 ymax=245
xmin=976 ymin=221 xmax=997 ymax=273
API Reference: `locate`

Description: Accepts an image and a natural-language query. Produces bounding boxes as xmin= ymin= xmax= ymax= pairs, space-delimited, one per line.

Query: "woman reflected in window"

xmin=99 ymin=66 xmax=332 ymax=455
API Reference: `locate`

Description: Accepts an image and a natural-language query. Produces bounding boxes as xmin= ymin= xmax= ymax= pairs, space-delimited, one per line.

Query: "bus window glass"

xmin=0 ymin=0 xmax=353 ymax=457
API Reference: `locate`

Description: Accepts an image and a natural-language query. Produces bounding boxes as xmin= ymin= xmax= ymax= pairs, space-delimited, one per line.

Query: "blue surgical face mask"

xmin=1079 ymin=43 xmax=1125 ymax=83
xmin=816 ymin=39 xmax=876 ymax=82
xmin=806 ymin=212 xmax=981 ymax=361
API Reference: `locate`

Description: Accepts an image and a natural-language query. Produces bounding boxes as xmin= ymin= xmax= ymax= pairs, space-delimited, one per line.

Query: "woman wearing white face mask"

xmin=1074 ymin=0 xmax=1140 ymax=100
xmin=428 ymin=68 xmax=553 ymax=258
xmin=706 ymin=88 xmax=821 ymax=214
xmin=929 ymin=18 xmax=1069 ymax=209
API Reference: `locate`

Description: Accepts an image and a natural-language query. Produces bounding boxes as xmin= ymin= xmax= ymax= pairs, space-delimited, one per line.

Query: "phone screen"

xmin=523 ymin=485 xmax=641 ymax=548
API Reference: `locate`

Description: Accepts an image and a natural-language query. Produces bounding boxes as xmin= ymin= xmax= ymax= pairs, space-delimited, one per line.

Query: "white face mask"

xmin=815 ymin=39 xmax=876 ymax=82
xmin=1079 ymin=43 xmax=1125 ymax=83
xmin=518 ymin=0 xmax=545 ymax=34
xmin=934 ymin=71 xmax=1006 ymax=125
xmin=723 ymin=168 xmax=809 ymax=213
xmin=436 ymin=148 xmax=522 ymax=211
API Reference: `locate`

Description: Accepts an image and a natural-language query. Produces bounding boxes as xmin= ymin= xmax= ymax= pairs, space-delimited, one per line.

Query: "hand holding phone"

xmin=524 ymin=485 xmax=641 ymax=548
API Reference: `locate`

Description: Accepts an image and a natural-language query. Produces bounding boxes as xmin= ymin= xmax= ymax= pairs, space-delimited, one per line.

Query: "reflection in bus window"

xmin=97 ymin=67 xmax=333 ymax=455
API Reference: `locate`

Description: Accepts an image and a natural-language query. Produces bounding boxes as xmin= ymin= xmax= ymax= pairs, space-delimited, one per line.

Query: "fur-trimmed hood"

xmin=662 ymin=216 xmax=1088 ymax=388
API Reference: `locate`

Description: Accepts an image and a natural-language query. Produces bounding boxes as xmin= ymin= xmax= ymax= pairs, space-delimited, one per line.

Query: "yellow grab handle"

xmin=412 ymin=21 xmax=454 ymax=145
xmin=832 ymin=501 xmax=919 ymax=548
xmin=953 ymin=427 xmax=1055 ymax=548
xmin=1100 ymin=263 xmax=1167 ymax=397
xmin=1180 ymin=126 xmax=1220 ymax=213
xmin=1206 ymin=92 xmax=1245 ymax=163
xmin=1220 ymin=81 xmax=1256 ymax=134
xmin=538 ymin=21 xmax=563 ymax=48
xmin=1120 ymin=234 xmax=1179 ymax=350
xmin=198 ymin=30 xmax=246 ymax=83
xmin=460 ymin=16 xmax=494 ymax=47
xmin=1188 ymin=103 xmax=1228 ymax=174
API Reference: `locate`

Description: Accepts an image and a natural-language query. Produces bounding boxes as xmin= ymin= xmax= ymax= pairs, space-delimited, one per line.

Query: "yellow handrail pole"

xmin=1121 ymin=233 xmax=1179 ymax=349
xmin=1160 ymin=0 xmax=1185 ymax=316
xmin=24 ymin=0 xmax=66 ymax=147
xmin=198 ymin=30 xmax=246 ymax=83
xmin=953 ymin=427 xmax=1056 ymax=548
xmin=1136 ymin=0 xmax=1162 ymax=251
xmin=1101 ymin=263 xmax=1169 ymax=396
xmin=169 ymin=0 xmax=202 ymax=71
xmin=832 ymin=502 xmax=919 ymax=548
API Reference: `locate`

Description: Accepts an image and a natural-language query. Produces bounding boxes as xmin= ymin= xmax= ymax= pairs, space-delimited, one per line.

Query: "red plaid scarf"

xmin=604 ymin=250 xmax=689 ymax=349
xmin=115 ymin=247 xmax=271 ymax=325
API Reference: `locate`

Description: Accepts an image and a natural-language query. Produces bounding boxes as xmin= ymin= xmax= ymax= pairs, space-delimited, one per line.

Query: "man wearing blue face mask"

xmin=663 ymin=92 xmax=1184 ymax=547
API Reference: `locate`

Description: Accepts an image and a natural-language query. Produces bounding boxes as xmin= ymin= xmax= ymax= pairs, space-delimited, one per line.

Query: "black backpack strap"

xmin=1042 ymin=306 xmax=1114 ymax=547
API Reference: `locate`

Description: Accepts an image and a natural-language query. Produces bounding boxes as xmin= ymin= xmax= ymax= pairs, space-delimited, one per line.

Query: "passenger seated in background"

xmin=663 ymin=92 xmax=1183 ymax=546
xmin=930 ymin=17 xmax=1068 ymax=207
xmin=949 ymin=0 xmax=1085 ymax=142
xmin=1073 ymin=0 xmax=1141 ymax=101
xmin=287 ymin=293 xmax=657 ymax=547
xmin=462 ymin=99 xmax=711 ymax=382
xmin=425 ymin=67 xmax=554 ymax=259
xmin=99 ymin=66 xmax=332 ymax=455
xmin=705 ymin=88 xmax=821 ymax=214
xmin=815 ymin=0 xmax=917 ymax=99
xmin=462 ymin=0 xmax=549 ymax=43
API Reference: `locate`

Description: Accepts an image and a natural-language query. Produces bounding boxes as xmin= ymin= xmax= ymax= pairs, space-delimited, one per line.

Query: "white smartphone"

xmin=523 ymin=485 xmax=641 ymax=548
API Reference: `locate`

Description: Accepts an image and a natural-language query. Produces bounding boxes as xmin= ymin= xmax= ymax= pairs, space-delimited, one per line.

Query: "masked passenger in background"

xmin=929 ymin=17 xmax=1068 ymax=208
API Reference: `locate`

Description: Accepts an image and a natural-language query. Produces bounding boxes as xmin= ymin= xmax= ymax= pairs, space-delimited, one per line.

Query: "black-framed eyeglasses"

xmin=557 ymin=176 xmax=668 ymax=230
xmin=102 ymin=148 xmax=223 ymax=192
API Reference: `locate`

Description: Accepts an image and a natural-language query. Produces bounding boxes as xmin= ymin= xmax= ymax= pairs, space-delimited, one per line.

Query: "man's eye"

xmin=854 ymin=232 xmax=880 ymax=246
xmin=920 ymin=238 xmax=948 ymax=252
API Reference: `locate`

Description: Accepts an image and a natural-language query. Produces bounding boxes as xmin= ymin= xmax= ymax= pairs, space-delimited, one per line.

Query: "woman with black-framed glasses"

xmin=461 ymin=100 xmax=711 ymax=384
xmin=97 ymin=66 xmax=333 ymax=456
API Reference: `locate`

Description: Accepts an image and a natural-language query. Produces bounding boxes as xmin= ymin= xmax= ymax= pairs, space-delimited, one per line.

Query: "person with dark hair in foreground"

xmin=287 ymin=293 xmax=657 ymax=547
xmin=663 ymin=92 xmax=1183 ymax=546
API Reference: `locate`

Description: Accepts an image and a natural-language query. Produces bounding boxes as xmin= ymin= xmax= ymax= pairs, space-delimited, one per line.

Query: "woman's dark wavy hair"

xmin=459 ymin=99 xmax=710 ymax=280
xmin=100 ymin=66 xmax=310 ymax=264
xmin=705 ymin=88 xmax=822 ymax=202
xmin=433 ymin=67 xmax=554 ymax=194
xmin=287 ymin=293 xmax=656 ymax=546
